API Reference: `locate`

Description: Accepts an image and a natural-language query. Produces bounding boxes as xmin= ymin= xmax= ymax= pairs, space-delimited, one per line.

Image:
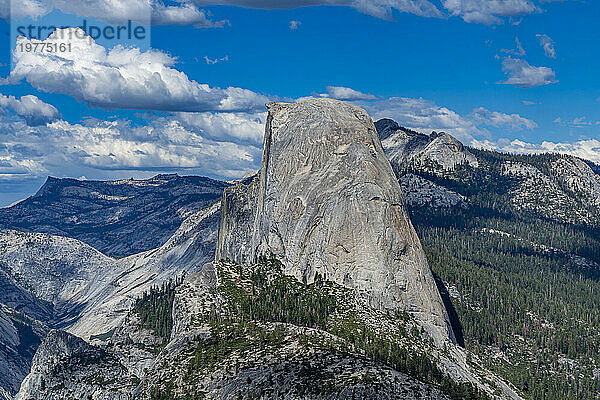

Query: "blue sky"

xmin=0 ymin=0 xmax=598 ymax=206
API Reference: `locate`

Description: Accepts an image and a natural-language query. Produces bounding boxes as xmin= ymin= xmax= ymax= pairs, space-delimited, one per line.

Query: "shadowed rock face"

xmin=217 ymin=98 xmax=455 ymax=344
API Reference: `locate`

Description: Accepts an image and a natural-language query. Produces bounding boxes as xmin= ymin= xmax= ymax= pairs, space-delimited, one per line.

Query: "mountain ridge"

xmin=4 ymin=104 xmax=600 ymax=399
xmin=0 ymin=174 xmax=228 ymax=258
xmin=375 ymin=118 xmax=600 ymax=399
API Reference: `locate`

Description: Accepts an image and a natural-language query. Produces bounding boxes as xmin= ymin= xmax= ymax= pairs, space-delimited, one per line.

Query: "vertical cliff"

xmin=216 ymin=98 xmax=455 ymax=344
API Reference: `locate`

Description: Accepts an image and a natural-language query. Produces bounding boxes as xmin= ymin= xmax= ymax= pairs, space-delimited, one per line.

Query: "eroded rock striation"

xmin=217 ymin=99 xmax=455 ymax=344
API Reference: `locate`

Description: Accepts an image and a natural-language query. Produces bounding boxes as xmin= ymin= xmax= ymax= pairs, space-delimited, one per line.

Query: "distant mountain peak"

xmin=0 ymin=174 xmax=228 ymax=257
xmin=375 ymin=118 xmax=478 ymax=172
xmin=374 ymin=119 xmax=426 ymax=141
xmin=151 ymin=173 xmax=180 ymax=180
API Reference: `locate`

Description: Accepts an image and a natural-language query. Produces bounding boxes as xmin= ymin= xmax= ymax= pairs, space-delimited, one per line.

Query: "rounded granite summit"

xmin=218 ymin=97 xmax=456 ymax=345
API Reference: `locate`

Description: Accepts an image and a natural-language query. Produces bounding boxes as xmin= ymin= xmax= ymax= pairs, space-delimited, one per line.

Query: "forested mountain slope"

xmin=377 ymin=119 xmax=600 ymax=399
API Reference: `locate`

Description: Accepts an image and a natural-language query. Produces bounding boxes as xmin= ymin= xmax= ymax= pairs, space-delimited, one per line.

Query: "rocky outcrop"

xmin=216 ymin=176 xmax=260 ymax=265
xmin=0 ymin=201 xmax=221 ymax=397
xmin=400 ymin=173 xmax=466 ymax=208
xmin=16 ymin=260 xmax=457 ymax=400
xmin=0 ymin=229 xmax=118 ymax=306
xmin=501 ymin=161 xmax=599 ymax=225
xmin=0 ymin=200 xmax=219 ymax=340
xmin=15 ymin=330 xmax=134 ymax=400
xmin=216 ymin=99 xmax=455 ymax=344
xmin=0 ymin=387 xmax=11 ymax=400
xmin=0 ymin=306 xmax=46 ymax=399
xmin=551 ymin=156 xmax=600 ymax=207
xmin=375 ymin=119 xmax=478 ymax=173
xmin=66 ymin=201 xmax=221 ymax=340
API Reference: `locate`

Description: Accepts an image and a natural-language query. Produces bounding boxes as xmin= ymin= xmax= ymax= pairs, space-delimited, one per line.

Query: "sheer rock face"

xmin=216 ymin=98 xmax=455 ymax=344
xmin=216 ymin=176 xmax=260 ymax=265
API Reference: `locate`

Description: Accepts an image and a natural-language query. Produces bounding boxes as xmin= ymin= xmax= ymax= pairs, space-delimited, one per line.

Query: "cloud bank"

xmin=473 ymin=138 xmax=600 ymax=164
xmin=8 ymin=28 xmax=270 ymax=112
xmin=442 ymin=0 xmax=539 ymax=25
xmin=0 ymin=110 xmax=263 ymax=184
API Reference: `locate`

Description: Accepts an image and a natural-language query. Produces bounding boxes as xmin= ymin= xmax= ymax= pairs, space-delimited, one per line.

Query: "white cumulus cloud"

xmin=8 ymin=28 xmax=270 ymax=112
xmin=0 ymin=113 xmax=262 ymax=183
xmin=0 ymin=0 xmax=51 ymax=20
xmin=473 ymin=138 xmax=600 ymax=164
xmin=442 ymin=0 xmax=539 ymax=25
xmin=152 ymin=2 xmax=229 ymax=27
xmin=470 ymin=107 xmax=537 ymax=130
xmin=499 ymin=57 xmax=557 ymax=88
xmin=1 ymin=0 xmax=226 ymax=27
xmin=172 ymin=111 xmax=266 ymax=144
xmin=324 ymin=86 xmax=377 ymax=101
xmin=0 ymin=93 xmax=60 ymax=126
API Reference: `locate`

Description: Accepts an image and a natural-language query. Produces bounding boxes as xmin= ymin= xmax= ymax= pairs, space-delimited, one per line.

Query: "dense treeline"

xmin=329 ymin=315 xmax=489 ymax=400
xmin=208 ymin=256 xmax=489 ymax=400
xmin=420 ymin=228 xmax=600 ymax=399
xmin=404 ymin=150 xmax=600 ymax=400
xmin=134 ymin=277 xmax=183 ymax=341
xmin=218 ymin=256 xmax=336 ymax=330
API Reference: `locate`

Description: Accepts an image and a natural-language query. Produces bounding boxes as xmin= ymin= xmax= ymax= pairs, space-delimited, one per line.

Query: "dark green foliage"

xmin=402 ymin=149 xmax=600 ymax=399
xmin=188 ymin=322 xmax=286 ymax=374
xmin=206 ymin=256 xmax=488 ymax=400
xmin=218 ymin=255 xmax=336 ymax=330
xmin=134 ymin=277 xmax=183 ymax=341
xmin=330 ymin=316 xmax=489 ymax=400
xmin=150 ymin=380 xmax=175 ymax=400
